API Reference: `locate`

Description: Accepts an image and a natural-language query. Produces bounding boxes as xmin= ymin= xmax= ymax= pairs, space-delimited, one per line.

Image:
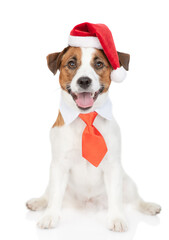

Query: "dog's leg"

xmin=123 ymin=173 xmax=161 ymax=215
xmin=103 ymin=162 xmax=128 ymax=232
xmin=26 ymin=170 xmax=52 ymax=211
xmin=37 ymin=161 xmax=69 ymax=229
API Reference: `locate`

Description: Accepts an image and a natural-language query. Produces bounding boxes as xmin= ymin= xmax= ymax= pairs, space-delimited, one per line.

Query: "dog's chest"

xmin=50 ymin=117 xmax=107 ymax=197
xmin=50 ymin=115 xmax=120 ymax=198
xmin=68 ymin=159 xmax=105 ymax=198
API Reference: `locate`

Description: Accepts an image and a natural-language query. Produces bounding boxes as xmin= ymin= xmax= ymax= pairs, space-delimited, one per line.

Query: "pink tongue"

xmin=75 ymin=92 xmax=94 ymax=108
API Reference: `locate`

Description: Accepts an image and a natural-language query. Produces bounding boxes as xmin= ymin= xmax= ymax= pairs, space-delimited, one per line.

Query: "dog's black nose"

xmin=77 ymin=77 xmax=92 ymax=89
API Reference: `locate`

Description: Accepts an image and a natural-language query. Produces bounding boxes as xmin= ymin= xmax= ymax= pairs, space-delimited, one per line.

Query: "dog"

xmin=26 ymin=24 xmax=161 ymax=232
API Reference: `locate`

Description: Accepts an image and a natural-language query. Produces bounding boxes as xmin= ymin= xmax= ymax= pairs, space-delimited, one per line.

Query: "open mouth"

xmin=67 ymin=86 xmax=104 ymax=110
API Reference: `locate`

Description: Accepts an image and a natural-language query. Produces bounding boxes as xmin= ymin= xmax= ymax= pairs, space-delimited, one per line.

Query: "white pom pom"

xmin=110 ymin=66 xmax=127 ymax=83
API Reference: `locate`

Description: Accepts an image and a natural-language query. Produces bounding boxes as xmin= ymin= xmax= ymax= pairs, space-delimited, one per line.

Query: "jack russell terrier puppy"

xmin=26 ymin=23 xmax=161 ymax=232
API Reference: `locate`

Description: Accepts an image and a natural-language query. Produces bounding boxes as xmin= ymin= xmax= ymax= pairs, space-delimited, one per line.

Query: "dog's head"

xmin=47 ymin=47 xmax=130 ymax=111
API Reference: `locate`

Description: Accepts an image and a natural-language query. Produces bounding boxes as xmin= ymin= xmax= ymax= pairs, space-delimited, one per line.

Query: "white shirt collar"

xmin=59 ymin=94 xmax=113 ymax=125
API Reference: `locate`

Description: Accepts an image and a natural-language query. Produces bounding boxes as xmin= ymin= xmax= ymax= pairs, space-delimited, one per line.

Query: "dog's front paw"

xmin=107 ymin=217 xmax=128 ymax=232
xmin=37 ymin=214 xmax=60 ymax=229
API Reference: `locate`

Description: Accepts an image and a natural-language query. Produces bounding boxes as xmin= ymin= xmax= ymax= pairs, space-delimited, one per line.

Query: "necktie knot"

xmin=79 ymin=111 xmax=98 ymax=126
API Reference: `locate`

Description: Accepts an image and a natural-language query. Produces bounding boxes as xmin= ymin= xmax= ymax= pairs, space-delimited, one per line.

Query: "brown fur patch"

xmin=52 ymin=111 xmax=64 ymax=128
xmin=91 ymin=49 xmax=112 ymax=93
xmin=59 ymin=47 xmax=82 ymax=91
xmin=46 ymin=47 xmax=70 ymax=75
xmin=117 ymin=51 xmax=130 ymax=71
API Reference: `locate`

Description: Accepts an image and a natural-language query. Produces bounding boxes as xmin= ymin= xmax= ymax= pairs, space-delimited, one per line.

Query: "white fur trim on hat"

xmin=68 ymin=35 xmax=103 ymax=49
xmin=110 ymin=66 xmax=127 ymax=82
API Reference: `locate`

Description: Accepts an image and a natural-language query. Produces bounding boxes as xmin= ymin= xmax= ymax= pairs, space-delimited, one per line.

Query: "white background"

xmin=0 ymin=0 xmax=169 ymax=239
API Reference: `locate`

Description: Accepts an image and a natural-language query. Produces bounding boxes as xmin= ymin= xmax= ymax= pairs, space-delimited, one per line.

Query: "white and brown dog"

xmin=26 ymin=23 xmax=161 ymax=232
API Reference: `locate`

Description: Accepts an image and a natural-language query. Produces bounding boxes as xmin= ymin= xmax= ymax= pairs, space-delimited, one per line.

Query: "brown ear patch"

xmin=46 ymin=46 xmax=70 ymax=75
xmin=117 ymin=51 xmax=130 ymax=71
xmin=52 ymin=111 xmax=64 ymax=128
xmin=46 ymin=52 xmax=60 ymax=74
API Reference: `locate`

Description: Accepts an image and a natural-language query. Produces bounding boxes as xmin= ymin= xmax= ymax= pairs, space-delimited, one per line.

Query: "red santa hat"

xmin=68 ymin=22 xmax=127 ymax=82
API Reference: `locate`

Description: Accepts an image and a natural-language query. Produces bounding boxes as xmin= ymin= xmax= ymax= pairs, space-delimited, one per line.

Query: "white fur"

xmin=26 ymin=48 xmax=161 ymax=231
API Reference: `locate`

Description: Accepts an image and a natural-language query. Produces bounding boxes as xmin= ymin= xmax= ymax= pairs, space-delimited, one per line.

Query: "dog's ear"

xmin=46 ymin=46 xmax=70 ymax=75
xmin=46 ymin=52 xmax=60 ymax=75
xmin=117 ymin=51 xmax=130 ymax=71
xmin=110 ymin=51 xmax=130 ymax=82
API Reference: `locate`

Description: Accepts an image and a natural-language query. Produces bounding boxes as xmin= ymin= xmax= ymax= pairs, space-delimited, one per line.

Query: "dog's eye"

xmin=67 ymin=60 xmax=76 ymax=69
xmin=95 ymin=61 xmax=104 ymax=69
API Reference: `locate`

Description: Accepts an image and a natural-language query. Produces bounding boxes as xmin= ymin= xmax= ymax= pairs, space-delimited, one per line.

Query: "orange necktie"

xmin=79 ymin=112 xmax=107 ymax=167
